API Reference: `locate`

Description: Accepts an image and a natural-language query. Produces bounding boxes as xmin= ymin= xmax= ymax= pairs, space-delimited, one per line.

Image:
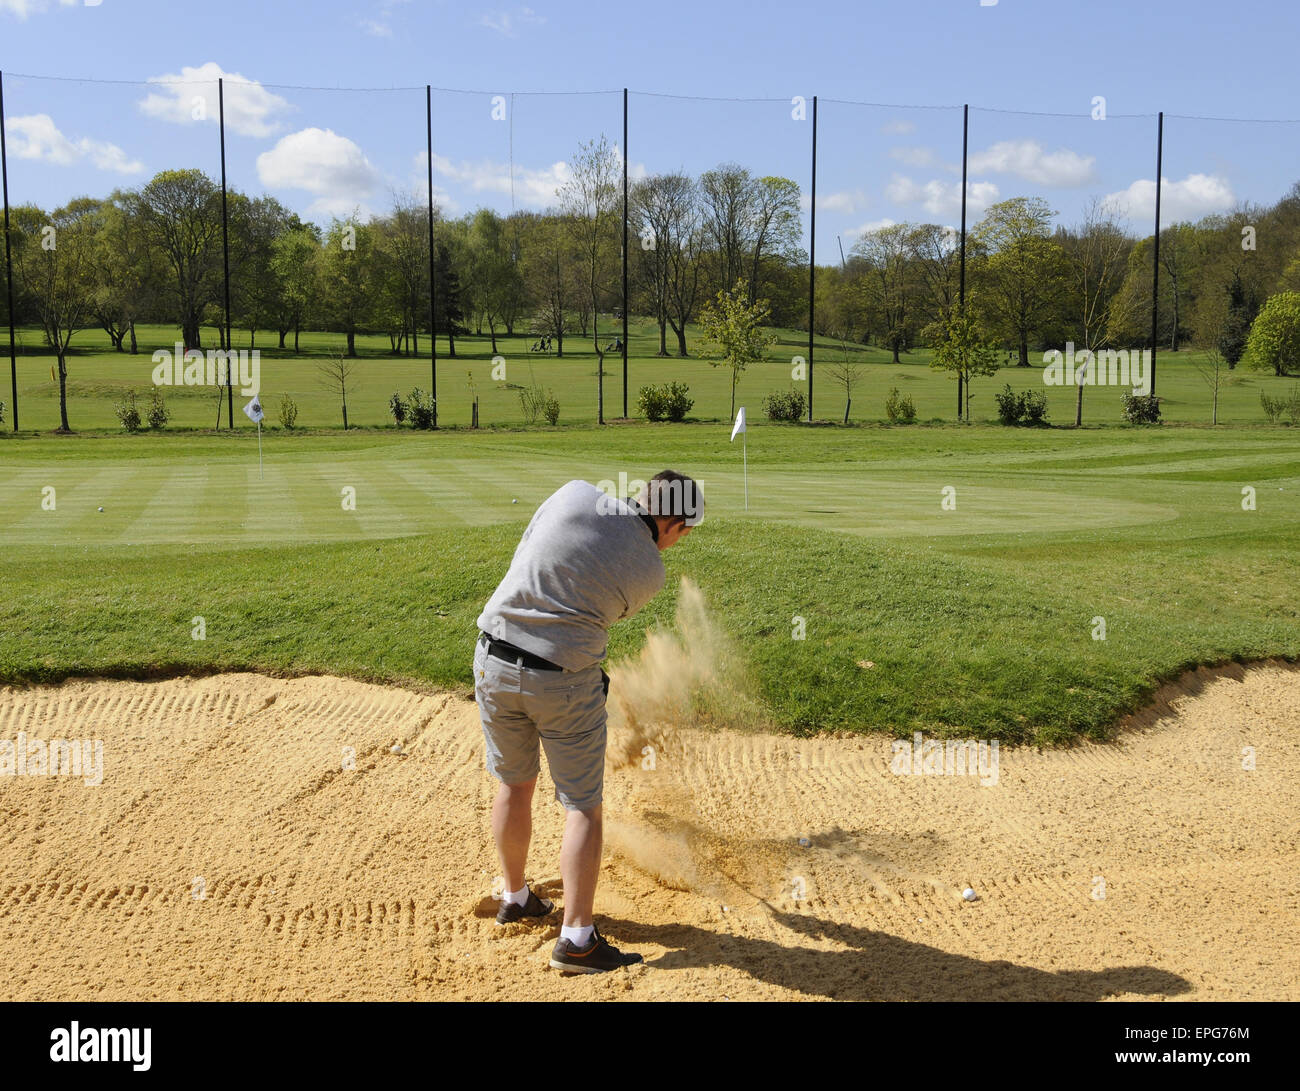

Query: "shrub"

xmin=763 ymin=388 xmax=806 ymax=422
xmin=278 ymin=395 xmax=298 ymax=430
xmin=389 ymin=391 xmax=408 ymax=427
xmin=146 ymin=387 xmax=169 ymax=430
xmin=1021 ymin=387 xmax=1049 ymax=425
xmin=637 ymin=384 xmax=667 ymax=421
xmin=994 ymin=384 xmax=1023 ymax=425
xmin=994 ymin=384 xmax=1049 ymax=426
xmin=662 ymin=381 xmax=693 ymax=422
xmin=408 ymin=387 xmax=435 ymax=429
xmin=518 ymin=380 xmax=547 ymax=424
xmin=637 ymin=382 xmax=693 ymax=422
xmin=543 ymin=391 xmax=561 ymax=425
xmin=1265 ymin=385 xmax=1300 ymax=424
xmin=884 ymin=386 xmax=917 ymax=424
xmin=114 ymin=391 xmax=142 ymax=433
xmin=1121 ymin=392 xmax=1162 ymax=424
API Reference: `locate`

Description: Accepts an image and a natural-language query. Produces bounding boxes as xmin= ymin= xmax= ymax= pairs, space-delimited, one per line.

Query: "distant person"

xmin=473 ymin=471 xmax=705 ymax=973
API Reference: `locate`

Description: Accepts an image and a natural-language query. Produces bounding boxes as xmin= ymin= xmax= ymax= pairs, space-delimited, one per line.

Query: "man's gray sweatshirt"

xmin=476 ymin=480 xmax=666 ymax=670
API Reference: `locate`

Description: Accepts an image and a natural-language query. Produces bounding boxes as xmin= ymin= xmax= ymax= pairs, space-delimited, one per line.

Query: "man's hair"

xmin=638 ymin=470 xmax=704 ymax=527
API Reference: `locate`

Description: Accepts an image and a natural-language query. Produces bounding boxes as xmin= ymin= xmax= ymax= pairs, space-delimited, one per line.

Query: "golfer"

xmin=473 ymin=470 xmax=704 ymax=973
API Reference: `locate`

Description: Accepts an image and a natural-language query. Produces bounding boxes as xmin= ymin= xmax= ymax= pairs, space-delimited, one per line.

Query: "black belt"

xmin=478 ymin=632 xmax=563 ymax=671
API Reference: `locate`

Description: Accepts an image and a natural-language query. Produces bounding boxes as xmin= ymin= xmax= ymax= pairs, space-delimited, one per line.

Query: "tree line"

xmin=6 ymin=131 xmax=1300 ymax=431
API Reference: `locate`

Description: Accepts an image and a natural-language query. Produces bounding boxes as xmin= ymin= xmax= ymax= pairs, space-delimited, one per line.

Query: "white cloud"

xmin=1104 ymin=173 xmax=1235 ymax=224
xmin=968 ymin=139 xmax=1095 ymax=187
xmin=360 ymin=0 xmax=410 ymax=37
xmin=815 ymin=188 xmax=868 ymax=214
xmin=843 ymin=217 xmax=897 ymax=241
xmin=480 ymin=6 xmax=545 ymax=37
xmin=7 ymin=113 xmax=144 ymax=174
xmin=435 ymin=153 xmax=569 ymax=207
xmin=257 ymin=127 xmax=382 ymax=218
xmin=0 ymin=0 xmax=78 ymax=18
xmin=880 ymin=120 xmax=915 ymax=135
xmin=889 ymin=146 xmax=948 ymax=170
xmin=885 ymin=174 xmax=999 ymax=218
xmin=139 ymin=62 xmax=292 ymax=139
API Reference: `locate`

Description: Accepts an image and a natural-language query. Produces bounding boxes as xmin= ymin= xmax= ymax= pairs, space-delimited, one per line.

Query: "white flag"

xmin=243 ymin=396 xmax=264 ymax=423
xmin=730 ymin=406 xmax=746 ymax=442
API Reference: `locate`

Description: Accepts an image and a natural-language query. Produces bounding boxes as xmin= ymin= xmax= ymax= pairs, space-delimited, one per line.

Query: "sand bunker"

xmin=0 ymin=643 xmax=1296 ymax=1000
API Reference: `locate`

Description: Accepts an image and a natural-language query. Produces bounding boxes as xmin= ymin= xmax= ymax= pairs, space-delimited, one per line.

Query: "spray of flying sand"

xmin=605 ymin=576 xmax=768 ymax=768
xmin=603 ymin=577 xmax=775 ymax=895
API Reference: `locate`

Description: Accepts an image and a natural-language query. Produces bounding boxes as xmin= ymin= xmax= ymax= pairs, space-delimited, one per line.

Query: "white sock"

xmin=561 ymin=923 xmax=594 ymax=947
xmin=504 ymin=885 xmax=529 ymax=907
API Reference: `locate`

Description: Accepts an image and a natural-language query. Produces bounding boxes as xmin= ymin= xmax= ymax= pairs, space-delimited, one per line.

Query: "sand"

xmin=0 ymin=653 xmax=1296 ymax=1001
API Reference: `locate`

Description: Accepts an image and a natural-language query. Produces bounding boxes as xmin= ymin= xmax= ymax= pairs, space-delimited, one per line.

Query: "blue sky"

xmin=3 ymin=0 xmax=1299 ymax=257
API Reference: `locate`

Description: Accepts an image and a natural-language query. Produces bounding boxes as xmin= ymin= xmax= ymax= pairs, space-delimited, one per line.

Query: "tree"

xmin=747 ymin=176 xmax=801 ymax=304
xmin=930 ymin=309 xmax=999 ymax=421
xmin=971 ymin=197 xmax=1066 ymax=367
xmin=698 ymin=277 xmax=776 ymax=421
xmin=11 ymin=199 xmax=100 ymax=432
xmin=377 ymin=192 xmax=433 ymax=357
xmin=907 ymin=223 xmax=960 ymax=334
xmin=432 ymin=240 xmax=467 ymax=356
xmin=699 ymin=163 xmax=758 ymax=298
xmin=464 ymin=208 xmax=518 ymax=355
xmin=1059 ymin=197 xmax=1134 ymax=425
xmin=631 ymin=172 xmax=698 ymax=356
xmin=1244 ymin=291 xmax=1300 ymax=376
xmin=558 ymin=135 xmax=620 ymax=422
xmin=1218 ymin=269 xmax=1253 ymax=369
xmin=852 ymin=223 xmax=915 ymax=363
xmin=519 ymin=212 xmax=573 ymax=356
xmin=316 ymin=215 xmax=376 ymax=357
xmin=318 ymin=349 xmax=355 ymax=429
xmin=1194 ymin=345 xmax=1238 ymax=425
xmin=134 ymin=169 xmax=224 ymax=350
xmin=91 ymin=193 xmax=159 ymax=354
xmin=228 ymin=193 xmax=295 ymax=350
xmin=270 ymin=225 xmax=319 ymax=352
xmin=826 ymin=350 xmax=865 ymax=424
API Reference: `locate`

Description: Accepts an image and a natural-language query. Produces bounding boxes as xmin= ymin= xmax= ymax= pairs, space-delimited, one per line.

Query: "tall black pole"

xmin=0 ymin=71 xmax=17 ymax=431
xmin=219 ymin=78 xmax=233 ymax=429
xmin=1150 ymin=110 xmax=1163 ymax=398
xmin=427 ymin=85 xmax=438 ymax=428
xmin=958 ymin=103 xmax=968 ymax=419
xmin=622 ymin=88 xmax=629 ymax=419
xmin=807 ymin=94 xmax=816 ymax=422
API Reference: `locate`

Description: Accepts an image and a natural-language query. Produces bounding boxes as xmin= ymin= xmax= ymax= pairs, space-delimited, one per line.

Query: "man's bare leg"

xmin=492 ymin=778 xmax=536 ymax=892
xmin=560 ymin=804 xmax=602 ymax=926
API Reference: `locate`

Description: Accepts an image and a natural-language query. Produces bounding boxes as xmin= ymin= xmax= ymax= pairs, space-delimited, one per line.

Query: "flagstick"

xmin=257 ymin=418 xmax=263 ymax=480
xmin=743 ymin=431 xmax=748 ymax=511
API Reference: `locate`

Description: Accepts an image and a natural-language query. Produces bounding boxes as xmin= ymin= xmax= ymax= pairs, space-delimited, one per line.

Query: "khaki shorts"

xmin=473 ymin=638 xmax=608 ymax=812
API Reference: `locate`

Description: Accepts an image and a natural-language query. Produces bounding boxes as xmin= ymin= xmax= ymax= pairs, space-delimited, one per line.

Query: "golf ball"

xmin=962 ymin=887 xmax=978 ymax=902
xmin=512 ymin=498 xmax=518 ymax=504
xmin=97 ymin=507 xmax=104 ymax=512
xmin=390 ymin=743 xmax=403 ymax=755
xmin=798 ymin=837 xmax=811 ymax=848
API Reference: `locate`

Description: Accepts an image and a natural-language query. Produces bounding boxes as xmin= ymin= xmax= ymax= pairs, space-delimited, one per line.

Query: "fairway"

xmin=3 ymin=422 xmax=1298 ymax=744
xmin=6 ymin=320 xmax=1300 ymax=432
